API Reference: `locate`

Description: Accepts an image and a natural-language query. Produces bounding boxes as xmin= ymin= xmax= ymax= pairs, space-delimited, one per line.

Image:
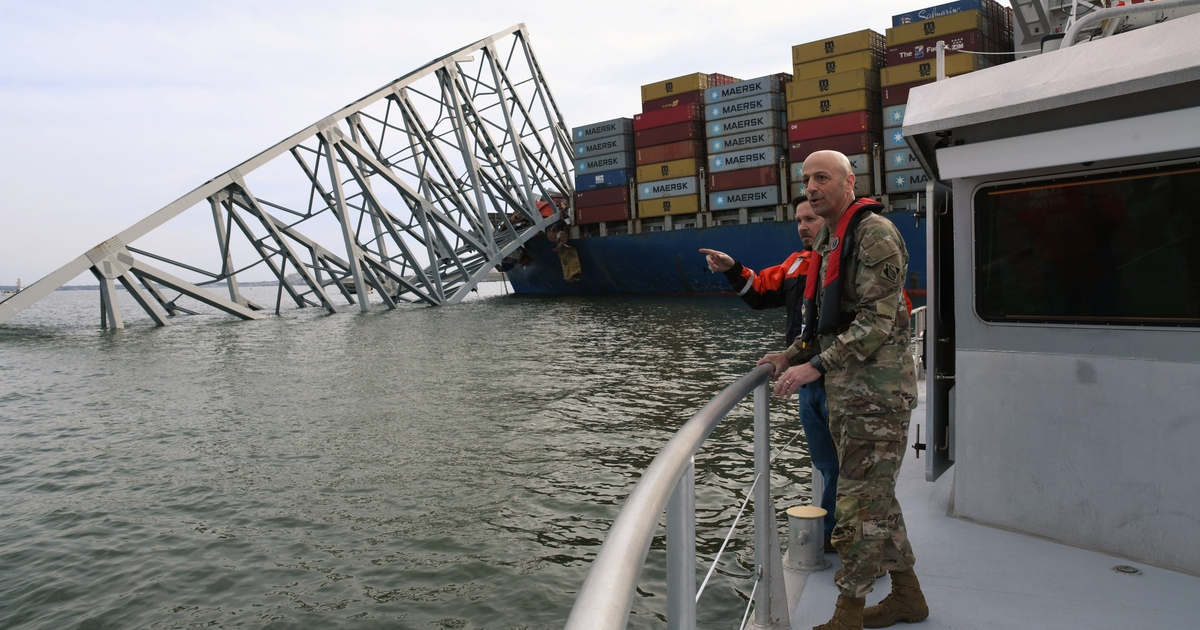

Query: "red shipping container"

xmin=633 ymin=104 xmax=703 ymax=131
xmin=635 ymin=139 xmax=704 ymax=166
xmin=575 ymin=186 xmax=630 ymax=209
xmin=708 ymin=165 xmax=779 ymax=193
xmin=642 ymin=89 xmax=705 ymax=112
xmin=788 ymin=111 xmax=881 ymax=143
xmin=788 ymin=133 xmax=881 ymax=163
xmin=886 ymin=30 xmax=985 ymax=67
xmin=576 ymin=202 xmax=631 ymax=225
xmin=709 ymin=73 xmax=741 ymax=86
xmin=882 ymin=80 xmax=933 ymax=106
xmin=635 ymin=121 xmax=705 ymax=149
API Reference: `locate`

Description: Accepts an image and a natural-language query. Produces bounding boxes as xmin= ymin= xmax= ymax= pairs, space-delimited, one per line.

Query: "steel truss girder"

xmin=0 ymin=24 xmax=573 ymax=328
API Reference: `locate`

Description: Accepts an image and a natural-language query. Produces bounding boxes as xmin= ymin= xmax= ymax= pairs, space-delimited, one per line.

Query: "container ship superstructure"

xmin=504 ymin=0 xmax=1016 ymax=306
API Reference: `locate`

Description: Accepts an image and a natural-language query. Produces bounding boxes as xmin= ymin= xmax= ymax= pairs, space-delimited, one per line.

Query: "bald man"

xmin=759 ymin=151 xmax=923 ymax=630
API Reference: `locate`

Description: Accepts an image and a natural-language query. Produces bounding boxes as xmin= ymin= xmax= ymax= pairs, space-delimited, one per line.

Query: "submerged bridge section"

xmin=0 ymin=24 xmax=572 ymax=328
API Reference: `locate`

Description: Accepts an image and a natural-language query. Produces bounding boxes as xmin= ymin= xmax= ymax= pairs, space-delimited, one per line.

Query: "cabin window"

xmin=974 ymin=162 xmax=1200 ymax=326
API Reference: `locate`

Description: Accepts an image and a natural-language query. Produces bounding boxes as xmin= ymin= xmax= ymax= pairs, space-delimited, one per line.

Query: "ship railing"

xmin=565 ymin=364 xmax=793 ymax=630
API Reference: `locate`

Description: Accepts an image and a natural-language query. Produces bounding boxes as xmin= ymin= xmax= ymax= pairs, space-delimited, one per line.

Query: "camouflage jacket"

xmin=785 ymin=212 xmax=917 ymax=420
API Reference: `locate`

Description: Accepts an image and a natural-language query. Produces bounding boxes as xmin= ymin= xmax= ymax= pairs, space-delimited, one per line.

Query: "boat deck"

xmin=781 ymin=383 xmax=1200 ymax=629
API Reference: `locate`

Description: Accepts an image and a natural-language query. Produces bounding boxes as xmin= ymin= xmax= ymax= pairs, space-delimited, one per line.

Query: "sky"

xmin=0 ymin=0 xmax=904 ymax=286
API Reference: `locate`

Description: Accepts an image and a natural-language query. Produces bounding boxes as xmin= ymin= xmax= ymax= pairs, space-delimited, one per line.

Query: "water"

xmin=0 ymin=284 xmax=818 ymax=629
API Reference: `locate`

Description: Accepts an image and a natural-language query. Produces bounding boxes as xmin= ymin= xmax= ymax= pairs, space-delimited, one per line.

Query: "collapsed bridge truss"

xmin=0 ymin=24 xmax=573 ymax=328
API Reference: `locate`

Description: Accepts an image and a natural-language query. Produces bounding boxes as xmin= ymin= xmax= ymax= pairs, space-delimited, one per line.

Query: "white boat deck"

xmin=780 ymin=383 xmax=1200 ymax=629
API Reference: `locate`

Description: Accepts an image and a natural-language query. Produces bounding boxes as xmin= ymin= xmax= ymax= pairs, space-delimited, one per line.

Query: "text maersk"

xmin=717 ymin=80 xmax=766 ymax=99
xmin=649 ymin=182 xmax=690 ymax=194
xmin=726 ymin=190 xmax=770 ymax=203
xmin=715 ymin=99 xmax=767 ymax=117
xmin=721 ymin=133 xmax=768 ymax=149
xmin=726 ymin=151 xmax=769 ymax=165
xmin=717 ymin=116 xmax=768 ymax=133
xmin=584 ymin=156 xmax=620 ymax=169
xmin=582 ymin=123 xmax=618 ymax=137
xmin=583 ymin=139 xmax=620 ymax=153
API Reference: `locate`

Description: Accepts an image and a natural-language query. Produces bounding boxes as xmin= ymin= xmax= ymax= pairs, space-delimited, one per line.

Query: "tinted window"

xmin=975 ymin=163 xmax=1200 ymax=326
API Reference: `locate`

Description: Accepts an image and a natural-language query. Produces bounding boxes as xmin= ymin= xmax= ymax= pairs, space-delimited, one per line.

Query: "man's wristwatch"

xmin=809 ymin=355 xmax=827 ymax=375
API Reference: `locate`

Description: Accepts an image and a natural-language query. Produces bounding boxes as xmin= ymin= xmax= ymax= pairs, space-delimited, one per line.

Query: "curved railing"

xmin=565 ymin=364 xmax=790 ymax=630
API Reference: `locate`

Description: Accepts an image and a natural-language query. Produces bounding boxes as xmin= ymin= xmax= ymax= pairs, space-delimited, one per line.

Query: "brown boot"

xmin=862 ymin=569 xmax=929 ymax=628
xmin=813 ymin=595 xmax=865 ymax=630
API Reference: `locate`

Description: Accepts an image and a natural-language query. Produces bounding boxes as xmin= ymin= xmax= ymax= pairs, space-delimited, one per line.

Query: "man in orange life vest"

xmin=699 ymin=196 xmax=840 ymax=551
xmin=763 ymin=151 xmax=922 ymax=630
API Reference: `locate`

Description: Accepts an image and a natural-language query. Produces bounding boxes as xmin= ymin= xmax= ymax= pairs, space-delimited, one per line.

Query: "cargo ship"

xmin=504 ymin=1 xmax=1017 ymax=306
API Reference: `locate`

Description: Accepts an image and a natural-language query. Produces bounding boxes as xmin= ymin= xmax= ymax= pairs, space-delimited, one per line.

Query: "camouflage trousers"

xmin=829 ymin=410 xmax=915 ymax=599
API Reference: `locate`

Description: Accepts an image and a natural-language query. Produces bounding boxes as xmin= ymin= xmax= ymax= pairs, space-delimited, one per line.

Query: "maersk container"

xmin=635 ymin=140 xmax=704 ymax=166
xmin=788 ymin=132 xmax=880 ymax=163
xmin=892 ymin=0 xmax=987 ymax=27
xmin=886 ymin=10 xmax=988 ymax=47
xmin=576 ymin=202 xmax=632 ymax=225
xmin=635 ymin=121 xmax=705 ymax=149
xmin=787 ymin=69 xmax=881 ymax=103
xmin=788 ymin=111 xmax=881 ymax=142
xmin=793 ymin=50 xmax=883 ymax=81
xmin=704 ymin=74 xmax=787 ymax=104
xmin=885 ymin=168 xmax=930 ymax=193
xmin=709 ymin=185 xmax=780 ymax=210
xmin=791 ymin=152 xmax=871 ymax=179
xmin=882 ymin=52 xmax=987 ymax=87
xmin=709 ymin=128 xmax=783 ymax=154
xmin=884 ymin=104 xmax=907 ymax=129
xmin=642 ymin=89 xmax=705 ymax=113
xmin=708 ymin=165 xmax=778 ymax=193
xmin=633 ymin=104 xmax=703 ymax=132
xmin=574 ymin=168 xmax=633 ymax=192
xmin=887 ymin=29 xmax=985 ymax=67
xmin=708 ymin=110 xmax=785 ymax=138
xmin=882 ymin=80 xmax=933 ymax=106
xmin=884 ymin=127 xmax=908 ymax=150
xmin=637 ymin=194 xmax=700 ymax=219
xmin=885 ymin=148 xmax=920 ymax=172
xmin=572 ymin=118 xmax=633 ymax=143
xmin=791 ymin=29 xmax=884 ymax=65
xmin=709 ymin=145 xmax=781 ymax=173
xmin=641 ymin=73 xmax=710 ymax=103
xmin=576 ymin=185 xmax=630 ymax=209
xmin=576 ymin=151 xmax=635 ymax=174
xmin=574 ymin=134 xmax=634 ymax=158
xmin=706 ymin=92 xmax=785 ymax=121
xmin=638 ymin=176 xmax=699 ymax=201
xmin=636 ymin=157 xmax=702 ymax=183
xmin=786 ymin=90 xmax=880 ymax=122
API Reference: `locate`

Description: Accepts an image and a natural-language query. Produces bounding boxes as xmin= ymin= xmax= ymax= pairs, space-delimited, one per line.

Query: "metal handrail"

xmin=1061 ymin=0 xmax=1200 ymax=48
xmin=565 ymin=364 xmax=784 ymax=630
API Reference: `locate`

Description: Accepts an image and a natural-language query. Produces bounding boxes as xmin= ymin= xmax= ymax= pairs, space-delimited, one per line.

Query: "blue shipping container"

xmin=708 ymin=110 xmax=785 ymax=138
xmin=575 ymin=168 xmax=633 ymax=192
xmin=709 ymin=185 xmax=781 ymax=209
xmin=884 ymin=104 xmax=907 ymax=129
xmin=885 ymin=148 xmax=920 ymax=172
xmin=709 ymin=146 xmax=781 ymax=173
xmin=885 ymin=168 xmax=930 ymax=193
xmin=576 ymin=151 xmax=635 ymax=174
xmin=572 ymin=118 xmax=634 ymax=143
xmin=704 ymin=75 xmax=784 ymax=104
xmin=574 ymin=134 xmax=633 ymax=158
xmin=891 ymin=0 xmax=985 ymax=26
xmin=710 ymin=128 xmax=784 ymax=154
xmin=706 ymin=93 xmax=785 ymax=121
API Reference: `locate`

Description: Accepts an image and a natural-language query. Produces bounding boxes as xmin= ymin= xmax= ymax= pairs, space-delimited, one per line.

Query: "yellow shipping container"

xmin=787 ymin=90 xmax=879 ymax=122
xmin=636 ymin=158 xmax=702 ymax=183
xmin=881 ymin=54 xmax=986 ymax=87
xmin=787 ymin=68 xmax=881 ymax=102
xmin=793 ymin=50 xmax=882 ymax=81
xmin=886 ymin=11 xmax=986 ymax=47
xmin=791 ymin=29 xmax=884 ymax=64
xmin=638 ymin=194 xmax=701 ymax=218
xmin=641 ymin=73 xmax=709 ymax=103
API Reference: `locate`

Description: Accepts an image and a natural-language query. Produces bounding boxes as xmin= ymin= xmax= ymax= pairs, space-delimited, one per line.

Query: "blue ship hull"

xmin=506 ymin=210 xmax=926 ymax=304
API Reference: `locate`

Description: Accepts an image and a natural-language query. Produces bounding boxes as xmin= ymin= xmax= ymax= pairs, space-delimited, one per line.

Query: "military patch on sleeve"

xmin=882 ymin=262 xmax=901 ymax=283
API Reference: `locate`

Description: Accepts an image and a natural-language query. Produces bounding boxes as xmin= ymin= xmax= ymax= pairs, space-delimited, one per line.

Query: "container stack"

xmin=882 ymin=0 xmax=1015 ymax=195
xmin=633 ymin=72 xmax=736 ymax=228
xmin=703 ymin=73 xmax=791 ymax=222
xmin=572 ymin=118 xmax=635 ymax=225
xmin=785 ymin=29 xmax=885 ymax=200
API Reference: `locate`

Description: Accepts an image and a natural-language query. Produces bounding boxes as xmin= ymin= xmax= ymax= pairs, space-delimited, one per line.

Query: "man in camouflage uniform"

xmin=760 ymin=151 xmax=924 ymax=630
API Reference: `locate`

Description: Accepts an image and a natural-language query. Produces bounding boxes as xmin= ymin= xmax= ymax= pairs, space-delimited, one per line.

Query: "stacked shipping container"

xmin=883 ymin=0 xmax=1015 ymax=193
xmin=785 ymin=29 xmax=886 ymax=200
xmin=703 ymin=74 xmax=790 ymax=216
xmin=633 ymin=72 xmax=737 ymax=224
xmin=572 ymin=118 xmax=635 ymax=224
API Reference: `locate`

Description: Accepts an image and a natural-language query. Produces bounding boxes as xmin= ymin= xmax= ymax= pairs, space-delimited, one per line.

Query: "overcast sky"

xmin=0 ymin=0 xmax=902 ymax=286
